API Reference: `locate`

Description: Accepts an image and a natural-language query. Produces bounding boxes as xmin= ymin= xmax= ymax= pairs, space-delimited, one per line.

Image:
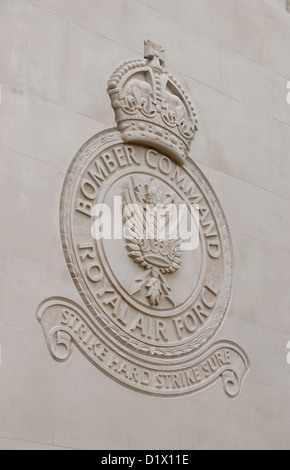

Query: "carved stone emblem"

xmin=122 ymin=177 xmax=183 ymax=307
xmin=37 ymin=40 xmax=249 ymax=397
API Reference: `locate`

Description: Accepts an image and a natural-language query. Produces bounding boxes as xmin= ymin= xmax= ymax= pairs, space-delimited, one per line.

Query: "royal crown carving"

xmin=107 ymin=39 xmax=198 ymax=165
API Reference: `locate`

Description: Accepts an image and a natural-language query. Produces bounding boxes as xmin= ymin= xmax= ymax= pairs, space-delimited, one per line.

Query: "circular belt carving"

xmin=60 ymin=129 xmax=233 ymax=363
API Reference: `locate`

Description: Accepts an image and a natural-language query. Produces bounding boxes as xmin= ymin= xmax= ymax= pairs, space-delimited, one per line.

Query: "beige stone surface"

xmin=0 ymin=0 xmax=290 ymax=450
xmin=194 ymin=381 xmax=280 ymax=450
xmin=138 ymin=0 xmax=179 ymax=19
xmin=0 ymin=255 xmax=8 ymax=325
xmin=14 ymin=90 xmax=105 ymax=170
xmin=0 ymin=85 xmax=16 ymax=151
xmin=26 ymin=0 xmax=127 ymax=44
xmin=126 ymin=0 xmax=221 ymax=89
xmin=197 ymin=163 xmax=225 ymax=206
xmin=222 ymin=174 xmax=290 ymax=252
xmin=52 ymin=348 xmax=199 ymax=450
xmin=270 ymin=118 xmax=290 ymax=199
xmin=0 ymin=325 xmax=54 ymax=444
xmin=0 ymin=148 xmax=55 ymax=264
xmin=223 ymin=175 xmax=273 ymax=245
xmin=183 ymin=76 xmax=273 ymax=191
xmin=280 ymin=388 xmax=290 ymax=450
xmin=221 ymin=46 xmax=290 ymax=126
xmin=0 ymin=0 xmax=68 ymax=105
xmin=230 ymin=231 xmax=290 ymax=333
xmin=0 ymin=438 xmax=71 ymax=450
xmin=271 ymin=193 xmax=290 ymax=251
xmin=265 ymin=3 xmax=290 ymax=78
xmin=1 ymin=256 xmax=80 ymax=334
xmin=180 ymin=0 xmax=267 ymax=66
xmin=265 ymin=0 xmax=287 ymax=9
xmin=66 ymin=24 xmax=138 ymax=122
xmin=217 ymin=317 xmax=290 ymax=390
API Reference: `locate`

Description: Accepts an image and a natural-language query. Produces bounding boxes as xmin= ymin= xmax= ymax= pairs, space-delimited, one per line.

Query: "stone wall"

xmin=0 ymin=0 xmax=290 ymax=450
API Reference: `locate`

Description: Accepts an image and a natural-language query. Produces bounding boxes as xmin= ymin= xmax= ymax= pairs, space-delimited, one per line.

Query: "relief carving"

xmin=37 ymin=40 xmax=249 ymax=398
xmin=123 ymin=177 xmax=182 ymax=307
xmin=107 ymin=39 xmax=198 ymax=165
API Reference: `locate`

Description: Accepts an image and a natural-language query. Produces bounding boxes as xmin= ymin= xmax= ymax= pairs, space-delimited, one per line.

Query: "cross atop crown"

xmin=107 ymin=39 xmax=198 ymax=165
xmin=144 ymin=39 xmax=165 ymax=70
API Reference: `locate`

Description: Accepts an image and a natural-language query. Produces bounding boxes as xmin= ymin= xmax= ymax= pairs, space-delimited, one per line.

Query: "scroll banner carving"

xmin=37 ymin=298 xmax=249 ymax=398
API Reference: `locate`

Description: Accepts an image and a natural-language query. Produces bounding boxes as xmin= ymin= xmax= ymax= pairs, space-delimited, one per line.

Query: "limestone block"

xmin=0 ymin=0 xmax=68 ymax=104
xmin=265 ymin=0 xmax=287 ymax=11
xmin=126 ymin=0 xmax=220 ymax=89
xmin=197 ymin=163 xmax=225 ymax=206
xmin=193 ymin=380 xmax=280 ymax=450
xmin=0 ymin=149 xmax=56 ymax=264
xmin=137 ymin=0 xmax=179 ymax=19
xmin=0 ymin=325 xmax=54 ymax=444
xmin=181 ymin=75 xmax=272 ymax=191
xmin=122 ymin=393 xmax=198 ymax=450
xmin=223 ymin=172 xmax=290 ymax=251
xmin=52 ymin=349 xmax=135 ymax=449
xmin=271 ymin=192 xmax=290 ymax=251
xmin=230 ymin=231 xmax=290 ymax=333
xmin=217 ymin=317 xmax=290 ymax=391
xmin=13 ymin=90 xmax=105 ymax=170
xmin=50 ymin=167 xmax=79 ymax=269
xmin=265 ymin=3 xmax=290 ymax=78
xmin=223 ymin=174 xmax=273 ymax=245
xmin=66 ymin=24 xmax=139 ymax=122
xmin=26 ymin=0 xmax=127 ymax=44
xmin=280 ymin=388 xmax=290 ymax=450
xmin=0 ymin=255 xmax=7 ymax=325
xmin=221 ymin=47 xmax=290 ymax=126
xmin=52 ymin=348 xmax=198 ymax=449
xmin=0 ymin=438 xmax=71 ymax=450
xmin=180 ymin=0 xmax=267 ymax=66
xmin=0 ymin=84 xmax=16 ymax=152
xmin=2 ymin=256 xmax=80 ymax=334
xmin=270 ymin=118 xmax=290 ymax=200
